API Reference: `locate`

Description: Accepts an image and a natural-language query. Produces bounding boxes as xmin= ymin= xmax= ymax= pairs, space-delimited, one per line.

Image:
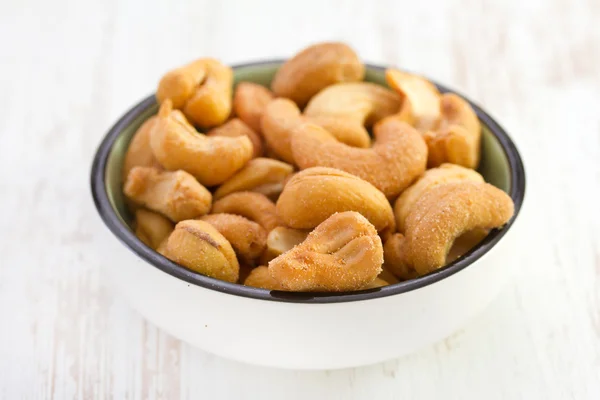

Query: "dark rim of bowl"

xmin=91 ymin=60 xmax=526 ymax=304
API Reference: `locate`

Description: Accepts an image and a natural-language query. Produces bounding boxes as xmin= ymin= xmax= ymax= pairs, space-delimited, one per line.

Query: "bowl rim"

xmin=90 ymin=60 xmax=526 ymax=304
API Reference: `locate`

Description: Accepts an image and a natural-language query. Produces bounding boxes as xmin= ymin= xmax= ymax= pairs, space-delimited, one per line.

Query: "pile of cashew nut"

xmin=122 ymin=42 xmax=515 ymax=292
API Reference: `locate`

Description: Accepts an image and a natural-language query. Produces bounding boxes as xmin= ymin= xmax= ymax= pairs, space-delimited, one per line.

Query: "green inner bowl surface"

xmin=106 ymin=63 xmax=510 ymax=229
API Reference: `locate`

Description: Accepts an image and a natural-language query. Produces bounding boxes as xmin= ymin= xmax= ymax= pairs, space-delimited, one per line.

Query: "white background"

xmin=1 ymin=0 xmax=599 ymax=398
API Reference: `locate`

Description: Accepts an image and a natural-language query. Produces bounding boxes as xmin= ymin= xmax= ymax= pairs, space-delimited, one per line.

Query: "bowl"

xmin=90 ymin=61 xmax=526 ymax=370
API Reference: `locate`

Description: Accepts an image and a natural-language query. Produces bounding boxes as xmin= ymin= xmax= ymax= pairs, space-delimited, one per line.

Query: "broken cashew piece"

xmin=124 ymin=167 xmax=212 ymax=222
xmin=164 ymin=220 xmax=239 ymax=282
xmin=122 ymin=116 xmax=162 ymax=182
xmin=134 ymin=209 xmax=174 ymax=250
xmin=150 ymin=100 xmax=253 ymax=186
xmin=386 ymin=182 xmax=514 ymax=276
xmin=200 ymin=214 xmax=267 ymax=263
xmin=394 ymin=163 xmax=484 ymax=233
xmin=271 ymin=42 xmax=365 ymax=107
xmin=291 ymin=119 xmax=428 ymax=198
xmin=233 ymin=82 xmax=275 ymax=133
xmin=361 ymin=277 xmax=389 ymax=289
xmin=268 ymin=211 xmax=384 ymax=292
xmin=207 ymin=118 xmax=264 ymax=159
xmin=424 ymin=93 xmax=482 ymax=169
xmin=156 ymin=58 xmax=233 ymax=128
xmin=276 ymin=167 xmax=395 ymax=234
xmin=260 ymin=226 xmax=310 ymax=265
xmin=214 ymin=157 xmax=294 ymax=200
xmin=211 ymin=191 xmax=279 ymax=232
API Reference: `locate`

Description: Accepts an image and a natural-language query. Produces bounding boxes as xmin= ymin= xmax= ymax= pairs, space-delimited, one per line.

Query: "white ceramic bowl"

xmin=91 ymin=61 xmax=526 ymax=370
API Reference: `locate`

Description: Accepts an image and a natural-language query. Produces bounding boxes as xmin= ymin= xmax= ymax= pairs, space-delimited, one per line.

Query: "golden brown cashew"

xmin=122 ymin=116 xmax=162 ymax=182
xmin=361 ymin=277 xmax=389 ymax=289
xmin=271 ymin=42 xmax=365 ymax=107
xmin=233 ymin=82 xmax=275 ymax=133
xmin=260 ymin=99 xmax=371 ymax=164
xmin=134 ymin=209 xmax=174 ymax=250
xmin=124 ymin=167 xmax=212 ymax=222
xmin=260 ymin=226 xmax=310 ymax=265
xmin=394 ymin=163 xmax=484 ymax=233
xmin=214 ymin=158 xmax=294 ymax=200
xmin=385 ymin=69 xmax=441 ymax=132
xmin=291 ymin=119 xmax=428 ymax=198
xmin=244 ymin=266 xmax=286 ymax=290
xmin=383 ymin=233 xmax=418 ymax=280
xmin=276 ymin=167 xmax=395 ymax=234
xmin=150 ymin=101 xmax=253 ymax=186
xmin=164 ymin=220 xmax=239 ymax=282
xmin=304 ymin=82 xmax=401 ymax=127
xmin=268 ymin=211 xmax=384 ymax=292
xmin=200 ymin=214 xmax=267 ymax=263
xmin=211 ymin=192 xmax=279 ymax=232
xmin=207 ymin=118 xmax=264 ymax=159
xmin=424 ymin=93 xmax=482 ymax=168
xmin=156 ymin=58 xmax=233 ymax=128
xmin=378 ymin=266 xmax=399 ymax=284
xmin=386 ymin=182 xmax=514 ymax=276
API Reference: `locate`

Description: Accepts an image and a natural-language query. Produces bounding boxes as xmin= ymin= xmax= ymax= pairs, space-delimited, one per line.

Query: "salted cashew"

xmin=276 ymin=167 xmax=395 ymax=234
xmin=385 ymin=182 xmax=514 ymax=276
xmin=394 ymin=163 xmax=484 ymax=233
xmin=268 ymin=211 xmax=383 ymax=292
xmin=304 ymin=82 xmax=401 ymax=128
xmin=124 ymin=167 xmax=212 ymax=222
xmin=244 ymin=266 xmax=286 ymax=290
xmin=361 ymin=277 xmax=389 ymax=289
xmin=260 ymin=226 xmax=310 ymax=265
xmin=200 ymin=214 xmax=267 ymax=263
xmin=211 ymin=192 xmax=279 ymax=232
xmin=134 ymin=209 xmax=174 ymax=250
xmin=385 ymin=69 xmax=441 ymax=132
xmin=424 ymin=93 xmax=482 ymax=168
xmin=271 ymin=42 xmax=365 ymax=107
xmin=214 ymin=157 xmax=294 ymax=200
xmin=156 ymin=58 xmax=233 ymax=128
xmin=261 ymin=98 xmax=370 ymax=164
xmin=291 ymin=119 xmax=428 ymax=198
xmin=150 ymin=100 xmax=253 ymax=186
xmin=207 ymin=118 xmax=264 ymax=159
xmin=446 ymin=228 xmax=489 ymax=264
xmin=163 ymin=220 xmax=239 ymax=282
xmin=122 ymin=116 xmax=162 ymax=182
xmin=383 ymin=233 xmax=419 ymax=280
xmin=233 ymin=82 xmax=274 ymax=133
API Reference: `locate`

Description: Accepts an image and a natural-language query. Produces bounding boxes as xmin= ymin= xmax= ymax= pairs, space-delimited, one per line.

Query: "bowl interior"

xmin=106 ymin=63 xmax=511 ymax=228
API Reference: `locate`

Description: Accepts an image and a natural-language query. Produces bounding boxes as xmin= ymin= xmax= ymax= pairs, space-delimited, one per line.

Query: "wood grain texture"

xmin=0 ymin=0 xmax=599 ymax=398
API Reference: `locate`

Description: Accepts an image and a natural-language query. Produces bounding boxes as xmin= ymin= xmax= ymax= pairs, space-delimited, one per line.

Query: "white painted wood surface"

xmin=1 ymin=0 xmax=599 ymax=398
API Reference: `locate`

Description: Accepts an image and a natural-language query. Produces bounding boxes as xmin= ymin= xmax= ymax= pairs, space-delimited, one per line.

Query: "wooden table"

xmin=1 ymin=0 xmax=599 ymax=398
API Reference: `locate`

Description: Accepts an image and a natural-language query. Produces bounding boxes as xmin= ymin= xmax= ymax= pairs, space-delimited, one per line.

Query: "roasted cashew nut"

xmin=214 ymin=157 xmax=294 ymax=200
xmin=122 ymin=116 xmax=162 ymax=182
xmin=150 ymin=100 xmax=253 ymax=186
xmin=271 ymin=42 xmax=365 ymax=107
xmin=244 ymin=266 xmax=286 ymax=290
xmin=134 ymin=209 xmax=174 ymax=250
xmin=394 ymin=163 xmax=484 ymax=233
xmin=233 ymin=82 xmax=275 ymax=133
xmin=259 ymin=226 xmax=310 ymax=265
xmin=200 ymin=214 xmax=267 ymax=263
xmin=211 ymin=191 xmax=279 ymax=232
xmin=207 ymin=118 xmax=264 ymax=159
xmin=164 ymin=220 xmax=239 ymax=282
xmin=276 ymin=167 xmax=395 ymax=234
xmin=268 ymin=211 xmax=384 ymax=292
xmin=386 ymin=182 xmax=514 ymax=276
xmin=124 ymin=167 xmax=212 ymax=222
xmin=291 ymin=119 xmax=428 ymax=198
xmin=156 ymin=58 xmax=233 ymax=128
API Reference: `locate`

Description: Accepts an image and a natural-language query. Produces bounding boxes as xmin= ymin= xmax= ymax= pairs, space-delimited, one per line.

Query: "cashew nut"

xmin=134 ymin=209 xmax=174 ymax=250
xmin=233 ymin=82 xmax=274 ymax=133
xmin=200 ymin=213 xmax=267 ymax=263
xmin=291 ymin=119 xmax=428 ymax=198
xmin=276 ymin=167 xmax=395 ymax=234
xmin=122 ymin=116 xmax=162 ymax=182
xmin=214 ymin=157 xmax=294 ymax=200
xmin=207 ymin=118 xmax=264 ymax=159
xmin=271 ymin=42 xmax=365 ymax=107
xmin=260 ymin=226 xmax=310 ymax=264
xmin=150 ymin=100 xmax=253 ymax=186
xmin=156 ymin=58 xmax=233 ymax=128
xmin=244 ymin=266 xmax=286 ymax=290
xmin=268 ymin=211 xmax=384 ymax=292
xmin=394 ymin=163 xmax=484 ymax=233
xmin=361 ymin=277 xmax=389 ymax=289
xmin=124 ymin=167 xmax=212 ymax=222
xmin=163 ymin=220 xmax=239 ymax=282
xmin=211 ymin=191 xmax=279 ymax=232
